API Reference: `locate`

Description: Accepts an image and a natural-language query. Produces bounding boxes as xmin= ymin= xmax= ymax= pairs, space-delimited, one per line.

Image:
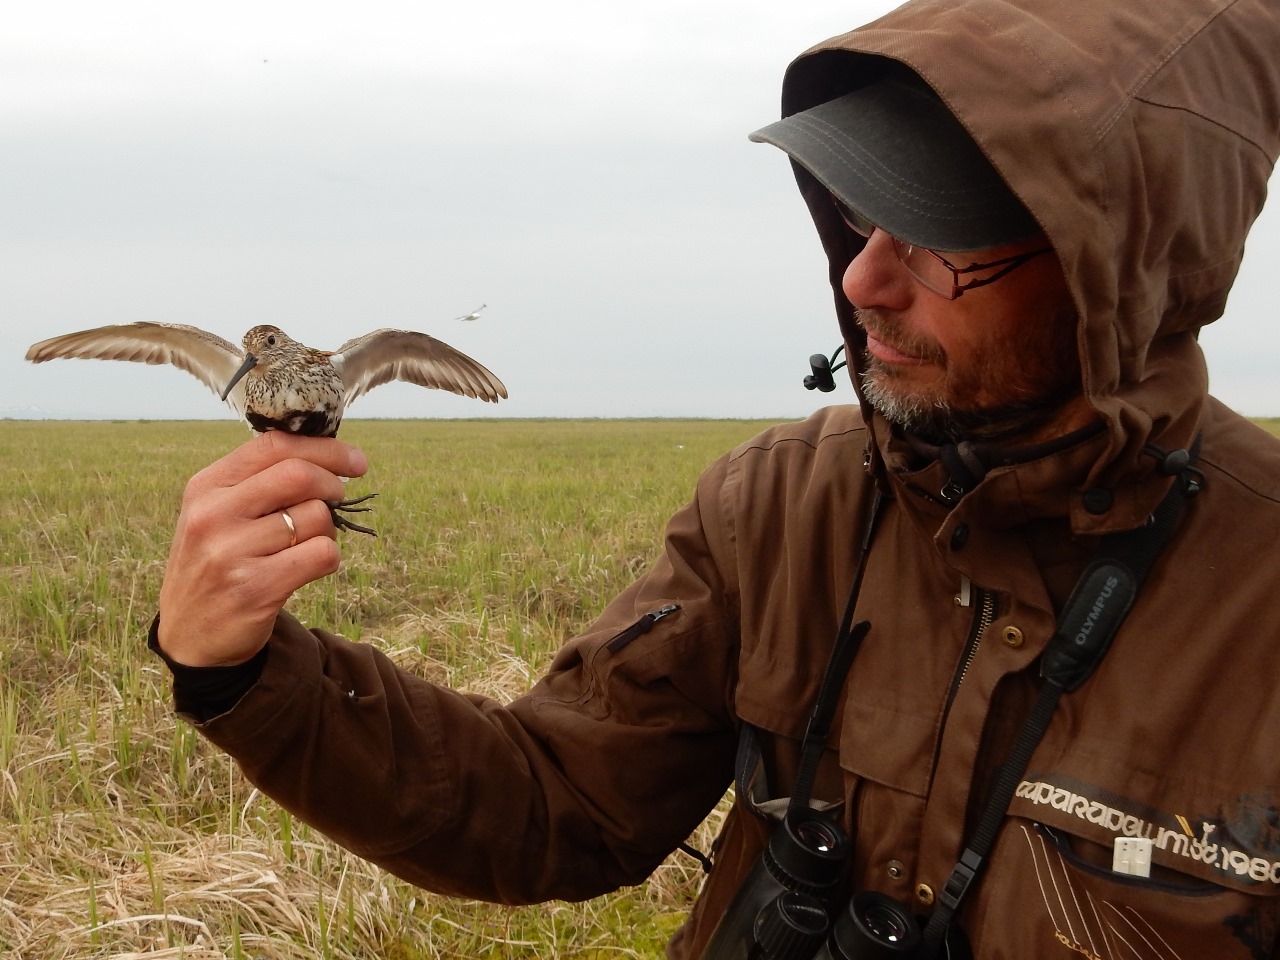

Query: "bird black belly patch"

xmin=247 ymin=408 xmax=334 ymax=437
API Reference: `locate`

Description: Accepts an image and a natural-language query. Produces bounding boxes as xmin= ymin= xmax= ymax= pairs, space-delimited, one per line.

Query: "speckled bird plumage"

xmin=25 ymin=321 xmax=508 ymax=438
xmin=27 ymin=321 xmax=509 ymax=535
xmin=231 ymin=325 xmax=350 ymax=438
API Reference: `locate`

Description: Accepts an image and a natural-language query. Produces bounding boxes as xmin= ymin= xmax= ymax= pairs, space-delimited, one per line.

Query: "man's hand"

xmin=156 ymin=431 xmax=369 ymax=667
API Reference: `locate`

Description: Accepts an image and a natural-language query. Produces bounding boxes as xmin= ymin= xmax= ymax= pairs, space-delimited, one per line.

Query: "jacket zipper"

xmin=949 ymin=589 xmax=995 ymax=711
xmin=605 ymin=603 xmax=682 ymax=653
xmin=930 ymin=588 xmax=996 ymax=777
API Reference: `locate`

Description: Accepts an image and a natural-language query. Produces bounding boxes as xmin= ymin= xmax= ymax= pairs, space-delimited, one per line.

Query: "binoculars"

xmin=698 ymin=809 xmax=970 ymax=960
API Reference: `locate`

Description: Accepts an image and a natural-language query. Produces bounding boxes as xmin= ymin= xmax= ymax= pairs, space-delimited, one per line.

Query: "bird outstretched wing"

xmin=332 ymin=329 xmax=508 ymax=406
xmin=25 ymin=322 xmax=248 ymax=417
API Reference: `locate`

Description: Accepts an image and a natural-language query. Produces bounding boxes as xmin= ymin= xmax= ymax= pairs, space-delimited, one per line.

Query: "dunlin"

xmin=26 ymin=322 xmax=508 ymax=534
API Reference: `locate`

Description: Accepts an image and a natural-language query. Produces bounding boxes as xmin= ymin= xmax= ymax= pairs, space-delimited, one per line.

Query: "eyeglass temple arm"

xmin=952 ymin=247 xmax=1053 ymax=294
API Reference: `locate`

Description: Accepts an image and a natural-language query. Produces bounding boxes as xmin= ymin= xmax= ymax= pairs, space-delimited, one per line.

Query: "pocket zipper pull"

xmin=606 ymin=603 xmax=682 ymax=653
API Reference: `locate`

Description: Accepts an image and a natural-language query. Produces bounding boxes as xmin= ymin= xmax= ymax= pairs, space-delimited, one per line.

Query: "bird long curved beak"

xmin=220 ymin=353 xmax=258 ymax=400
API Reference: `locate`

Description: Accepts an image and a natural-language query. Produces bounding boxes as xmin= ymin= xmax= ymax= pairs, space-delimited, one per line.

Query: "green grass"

xmin=0 ymin=418 xmax=780 ymax=960
xmin=6 ymin=415 xmax=1277 ymax=957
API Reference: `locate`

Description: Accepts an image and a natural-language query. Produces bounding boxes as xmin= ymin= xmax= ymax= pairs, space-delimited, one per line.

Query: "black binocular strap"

xmin=788 ymin=487 xmax=884 ymax=818
xmin=725 ymin=486 xmax=883 ymax=844
xmin=919 ymin=445 xmax=1202 ymax=955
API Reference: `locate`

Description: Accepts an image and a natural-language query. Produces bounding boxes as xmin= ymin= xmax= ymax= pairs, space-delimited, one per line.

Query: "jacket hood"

xmin=775 ymin=0 xmax=1279 ymax=525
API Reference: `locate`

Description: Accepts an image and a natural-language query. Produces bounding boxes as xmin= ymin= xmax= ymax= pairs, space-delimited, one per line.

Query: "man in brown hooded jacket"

xmin=150 ymin=0 xmax=1280 ymax=957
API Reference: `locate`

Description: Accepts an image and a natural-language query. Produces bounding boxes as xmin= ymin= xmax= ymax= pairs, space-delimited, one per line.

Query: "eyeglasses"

xmin=832 ymin=196 xmax=1053 ymax=300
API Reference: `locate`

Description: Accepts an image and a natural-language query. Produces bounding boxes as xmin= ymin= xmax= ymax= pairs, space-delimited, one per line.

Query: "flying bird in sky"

xmin=454 ymin=304 xmax=487 ymax=322
xmin=26 ymin=322 xmax=508 ymax=534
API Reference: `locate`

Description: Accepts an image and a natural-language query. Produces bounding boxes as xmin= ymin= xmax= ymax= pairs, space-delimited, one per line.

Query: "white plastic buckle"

xmin=1112 ymin=837 xmax=1153 ymax=878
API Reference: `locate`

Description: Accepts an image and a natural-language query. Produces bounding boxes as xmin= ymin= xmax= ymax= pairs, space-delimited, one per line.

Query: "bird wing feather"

xmin=25 ymin=322 xmax=248 ymax=417
xmin=332 ymin=329 xmax=508 ymax=406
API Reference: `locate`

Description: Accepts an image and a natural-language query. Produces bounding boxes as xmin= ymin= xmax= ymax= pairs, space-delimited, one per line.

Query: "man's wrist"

xmin=147 ymin=615 xmax=268 ymax=721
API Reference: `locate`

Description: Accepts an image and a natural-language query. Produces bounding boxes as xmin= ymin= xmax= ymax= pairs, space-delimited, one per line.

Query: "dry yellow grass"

xmin=1 ymin=418 xmax=777 ymax=960
xmin=12 ymin=414 xmax=1269 ymax=957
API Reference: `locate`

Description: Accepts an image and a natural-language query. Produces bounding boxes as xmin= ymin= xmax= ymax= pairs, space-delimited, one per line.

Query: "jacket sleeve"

xmin=183 ymin=454 xmax=742 ymax=904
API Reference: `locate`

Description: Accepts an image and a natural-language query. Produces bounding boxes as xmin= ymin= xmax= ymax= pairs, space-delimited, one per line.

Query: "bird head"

xmin=219 ymin=325 xmax=296 ymax=400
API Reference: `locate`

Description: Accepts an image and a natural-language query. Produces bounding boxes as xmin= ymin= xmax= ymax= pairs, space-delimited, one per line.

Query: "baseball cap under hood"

xmin=749 ymin=69 xmax=1040 ymax=252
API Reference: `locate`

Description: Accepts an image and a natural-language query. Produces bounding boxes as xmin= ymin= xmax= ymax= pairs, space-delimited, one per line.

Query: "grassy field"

xmin=7 ymin=415 xmax=1279 ymax=959
xmin=0 ymin=417 xmax=782 ymax=960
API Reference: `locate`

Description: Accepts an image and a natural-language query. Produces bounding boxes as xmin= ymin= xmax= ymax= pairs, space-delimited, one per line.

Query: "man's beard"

xmin=855 ymin=304 xmax=1082 ymax=446
xmin=860 ymin=368 xmax=1077 ymax=444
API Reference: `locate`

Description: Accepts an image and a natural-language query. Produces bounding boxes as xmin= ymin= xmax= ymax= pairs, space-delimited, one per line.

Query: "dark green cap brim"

xmin=749 ymin=74 xmax=1040 ymax=252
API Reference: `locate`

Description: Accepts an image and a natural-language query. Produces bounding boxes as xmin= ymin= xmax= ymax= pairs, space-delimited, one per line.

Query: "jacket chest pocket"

xmin=836 ymin=696 xmax=939 ymax=800
xmin=980 ymin=766 xmax=1280 ymax=958
xmin=734 ymin=673 xmax=942 ymax=901
xmin=733 ymin=636 xmax=943 ymax=811
xmin=969 ymin=816 xmax=1280 ymax=959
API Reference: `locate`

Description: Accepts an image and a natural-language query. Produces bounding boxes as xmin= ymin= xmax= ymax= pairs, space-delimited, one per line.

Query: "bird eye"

xmin=267 ymin=335 xmax=277 ymax=346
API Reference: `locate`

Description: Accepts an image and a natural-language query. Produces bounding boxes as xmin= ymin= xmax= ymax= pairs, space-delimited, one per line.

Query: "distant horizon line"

xmin=5 ymin=412 xmax=1278 ymax=424
xmin=0 ymin=414 xmax=805 ymax=423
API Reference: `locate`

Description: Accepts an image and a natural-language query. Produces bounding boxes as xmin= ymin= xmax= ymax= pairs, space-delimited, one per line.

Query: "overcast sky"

xmin=4 ymin=0 xmax=1278 ymax=422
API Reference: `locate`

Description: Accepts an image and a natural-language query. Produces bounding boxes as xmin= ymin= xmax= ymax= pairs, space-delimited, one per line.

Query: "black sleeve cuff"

xmin=147 ymin=615 xmax=269 ymax=722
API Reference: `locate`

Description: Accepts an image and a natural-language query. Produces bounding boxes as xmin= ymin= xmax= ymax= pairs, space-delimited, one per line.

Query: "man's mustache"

xmin=854 ymin=307 xmax=947 ymax=364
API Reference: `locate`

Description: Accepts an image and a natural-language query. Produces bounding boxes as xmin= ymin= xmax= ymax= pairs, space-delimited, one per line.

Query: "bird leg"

xmin=327 ymin=493 xmax=378 ymax=537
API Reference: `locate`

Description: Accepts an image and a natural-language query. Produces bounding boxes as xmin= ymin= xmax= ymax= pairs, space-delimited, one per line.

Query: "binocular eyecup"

xmin=698 ymin=809 xmax=849 ymax=960
xmin=698 ymin=810 xmax=970 ymax=960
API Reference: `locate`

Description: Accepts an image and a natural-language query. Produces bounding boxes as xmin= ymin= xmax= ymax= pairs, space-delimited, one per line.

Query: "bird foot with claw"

xmin=328 ymin=492 xmax=378 ymax=536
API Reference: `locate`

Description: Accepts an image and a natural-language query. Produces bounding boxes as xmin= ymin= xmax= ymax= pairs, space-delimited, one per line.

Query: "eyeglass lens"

xmin=832 ymin=195 xmax=959 ymax=298
xmin=831 ymin=194 xmax=1053 ymax=300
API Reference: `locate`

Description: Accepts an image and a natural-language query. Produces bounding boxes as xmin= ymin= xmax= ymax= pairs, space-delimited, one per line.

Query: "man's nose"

xmin=841 ymin=229 xmax=913 ymax=310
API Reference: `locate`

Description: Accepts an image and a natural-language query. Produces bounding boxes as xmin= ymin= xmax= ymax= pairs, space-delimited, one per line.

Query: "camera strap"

xmin=918 ymin=440 xmax=1203 ymax=956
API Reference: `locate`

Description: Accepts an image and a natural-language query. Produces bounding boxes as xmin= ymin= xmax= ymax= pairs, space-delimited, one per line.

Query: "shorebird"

xmin=455 ymin=304 xmax=486 ymax=322
xmin=26 ymin=322 xmax=508 ymax=534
